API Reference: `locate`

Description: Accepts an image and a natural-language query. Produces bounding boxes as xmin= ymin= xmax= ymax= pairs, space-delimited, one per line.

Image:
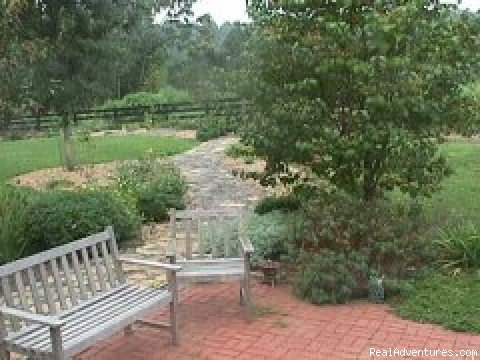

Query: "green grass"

xmin=393 ymin=273 xmax=480 ymax=333
xmin=393 ymin=140 xmax=480 ymax=333
xmin=426 ymin=141 xmax=480 ymax=220
xmin=0 ymin=135 xmax=198 ymax=181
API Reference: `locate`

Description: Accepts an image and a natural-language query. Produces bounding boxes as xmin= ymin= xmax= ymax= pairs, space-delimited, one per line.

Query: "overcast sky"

xmin=191 ymin=0 xmax=249 ymax=24
xmin=192 ymin=0 xmax=479 ymax=24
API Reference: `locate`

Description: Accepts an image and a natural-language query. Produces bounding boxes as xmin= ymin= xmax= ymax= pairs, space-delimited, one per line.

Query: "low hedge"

xmin=23 ymin=190 xmax=141 ymax=256
xmin=0 ymin=185 xmax=37 ymax=264
xmin=115 ymin=161 xmax=187 ymax=222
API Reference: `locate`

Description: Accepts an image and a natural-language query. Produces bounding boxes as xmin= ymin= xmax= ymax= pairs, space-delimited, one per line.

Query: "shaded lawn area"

xmin=0 ymin=134 xmax=198 ymax=181
xmin=393 ymin=273 xmax=480 ymax=333
xmin=425 ymin=140 xmax=480 ymax=221
xmin=393 ymin=140 xmax=480 ymax=333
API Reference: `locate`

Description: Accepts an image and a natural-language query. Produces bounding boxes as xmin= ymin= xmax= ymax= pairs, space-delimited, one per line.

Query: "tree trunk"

xmin=61 ymin=113 xmax=76 ymax=171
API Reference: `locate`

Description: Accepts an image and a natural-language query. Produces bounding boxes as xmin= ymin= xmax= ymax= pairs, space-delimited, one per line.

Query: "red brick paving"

xmin=75 ymin=281 xmax=480 ymax=359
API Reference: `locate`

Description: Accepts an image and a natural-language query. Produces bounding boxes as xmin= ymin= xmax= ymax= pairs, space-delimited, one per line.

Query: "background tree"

xmin=242 ymin=0 xmax=480 ymax=201
xmin=164 ymin=16 xmax=251 ymax=98
xmin=0 ymin=1 xmax=44 ymax=119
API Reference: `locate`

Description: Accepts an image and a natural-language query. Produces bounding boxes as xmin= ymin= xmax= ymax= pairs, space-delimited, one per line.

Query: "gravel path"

xmin=124 ymin=137 xmax=266 ymax=282
xmin=172 ymin=136 xmax=266 ymax=209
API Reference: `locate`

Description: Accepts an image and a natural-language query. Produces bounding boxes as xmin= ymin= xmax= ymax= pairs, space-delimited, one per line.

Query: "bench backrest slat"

xmin=90 ymin=243 xmax=108 ymax=292
xmin=38 ymin=262 xmax=57 ymax=314
xmin=100 ymin=241 xmax=116 ymax=288
xmin=0 ymin=226 xmax=124 ymax=335
xmin=81 ymin=247 xmax=97 ymax=296
xmin=169 ymin=208 xmax=246 ymax=260
xmin=185 ymin=219 xmax=193 ymax=260
xmin=108 ymin=226 xmax=126 ymax=284
xmin=71 ymin=250 xmax=88 ymax=301
xmin=14 ymin=271 xmax=29 ymax=313
xmin=1 ymin=276 xmax=20 ymax=330
xmin=50 ymin=258 xmax=68 ymax=310
xmin=26 ymin=267 xmax=42 ymax=313
xmin=60 ymin=255 xmax=79 ymax=307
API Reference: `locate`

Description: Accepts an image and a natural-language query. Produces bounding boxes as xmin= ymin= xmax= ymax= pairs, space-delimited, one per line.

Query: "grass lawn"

xmin=393 ymin=272 xmax=480 ymax=333
xmin=0 ymin=134 xmax=198 ymax=181
xmin=426 ymin=140 xmax=480 ymax=221
xmin=392 ymin=140 xmax=480 ymax=333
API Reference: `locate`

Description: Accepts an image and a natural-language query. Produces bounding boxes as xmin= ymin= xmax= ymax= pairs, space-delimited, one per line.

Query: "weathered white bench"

xmin=0 ymin=226 xmax=180 ymax=360
xmin=167 ymin=208 xmax=254 ymax=320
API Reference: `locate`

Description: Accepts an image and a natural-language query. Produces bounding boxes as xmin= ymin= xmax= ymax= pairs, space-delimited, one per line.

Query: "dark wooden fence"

xmin=0 ymin=98 xmax=250 ymax=136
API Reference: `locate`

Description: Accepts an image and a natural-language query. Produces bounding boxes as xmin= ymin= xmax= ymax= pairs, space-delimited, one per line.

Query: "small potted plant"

xmin=369 ymin=271 xmax=385 ymax=303
xmin=259 ymin=259 xmax=281 ymax=287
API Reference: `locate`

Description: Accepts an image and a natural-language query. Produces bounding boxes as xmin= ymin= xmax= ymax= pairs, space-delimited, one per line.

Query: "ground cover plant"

xmin=0 ymin=134 xmax=197 ymax=181
xmin=196 ymin=116 xmax=237 ymax=142
xmin=393 ymin=272 xmax=480 ymax=333
xmin=114 ymin=160 xmax=187 ymax=222
xmin=0 ymin=184 xmax=142 ymax=265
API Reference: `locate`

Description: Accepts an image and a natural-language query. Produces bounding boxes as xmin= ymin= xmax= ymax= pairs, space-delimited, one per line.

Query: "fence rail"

xmin=0 ymin=98 xmax=250 ymax=136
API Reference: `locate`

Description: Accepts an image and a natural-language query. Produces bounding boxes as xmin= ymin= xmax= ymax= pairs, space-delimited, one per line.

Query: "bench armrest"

xmin=118 ymin=257 xmax=182 ymax=272
xmin=0 ymin=306 xmax=64 ymax=328
xmin=239 ymin=237 xmax=254 ymax=254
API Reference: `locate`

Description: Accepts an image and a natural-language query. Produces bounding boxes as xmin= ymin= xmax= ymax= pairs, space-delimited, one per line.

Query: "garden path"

xmin=123 ymin=136 xmax=267 ymax=285
xmin=172 ymin=136 xmax=266 ymax=209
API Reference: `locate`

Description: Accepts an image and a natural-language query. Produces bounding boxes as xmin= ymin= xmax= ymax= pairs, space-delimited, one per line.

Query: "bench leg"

xmin=0 ymin=313 xmax=10 ymax=360
xmin=124 ymin=325 xmax=134 ymax=335
xmin=50 ymin=326 xmax=65 ymax=360
xmin=239 ymin=281 xmax=246 ymax=306
xmin=170 ymin=296 xmax=178 ymax=345
xmin=243 ymin=255 xmax=252 ymax=322
xmin=0 ymin=348 xmax=10 ymax=360
xmin=168 ymin=256 xmax=179 ymax=346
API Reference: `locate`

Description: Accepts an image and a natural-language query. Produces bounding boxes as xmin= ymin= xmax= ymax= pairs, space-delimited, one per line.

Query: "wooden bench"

xmin=167 ymin=208 xmax=254 ymax=320
xmin=0 ymin=226 xmax=180 ymax=360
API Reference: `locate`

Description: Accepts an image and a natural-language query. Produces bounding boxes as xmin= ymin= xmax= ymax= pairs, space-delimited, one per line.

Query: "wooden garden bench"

xmin=167 ymin=207 xmax=254 ymax=320
xmin=0 ymin=226 xmax=180 ymax=360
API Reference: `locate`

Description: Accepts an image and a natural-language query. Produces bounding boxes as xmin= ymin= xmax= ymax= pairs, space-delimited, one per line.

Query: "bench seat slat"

xmin=177 ymin=268 xmax=244 ymax=278
xmin=10 ymin=285 xmax=139 ymax=346
xmin=20 ymin=287 xmax=162 ymax=350
xmin=6 ymin=284 xmax=132 ymax=342
xmin=5 ymin=285 xmax=171 ymax=357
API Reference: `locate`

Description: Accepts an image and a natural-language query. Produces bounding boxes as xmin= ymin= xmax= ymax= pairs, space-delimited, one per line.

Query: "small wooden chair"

xmin=167 ymin=207 xmax=254 ymax=320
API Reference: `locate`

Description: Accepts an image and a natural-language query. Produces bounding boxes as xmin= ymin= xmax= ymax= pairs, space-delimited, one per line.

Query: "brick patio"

xmin=75 ymin=281 xmax=480 ymax=360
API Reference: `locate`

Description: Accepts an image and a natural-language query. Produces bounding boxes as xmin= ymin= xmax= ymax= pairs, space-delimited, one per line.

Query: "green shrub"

xmin=196 ymin=117 xmax=235 ymax=142
xmin=115 ymin=161 xmax=187 ymax=222
xmin=101 ymin=87 xmax=191 ymax=108
xmin=45 ymin=179 xmax=75 ymax=190
xmin=0 ymin=185 xmax=37 ymax=264
xmin=294 ymin=250 xmax=368 ymax=304
xmin=302 ymin=191 xmax=434 ymax=279
xmin=254 ymin=195 xmax=301 ymax=215
xmin=393 ymin=272 xmax=480 ymax=333
xmin=225 ymin=143 xmax=256 ymax=159
xmin=434 ymin=221 xmax=480 ymax=270
xmin=24 ymin=190 xmax=141 ymax=253
xmin=246 ymin=211 xmax=303 ymax=265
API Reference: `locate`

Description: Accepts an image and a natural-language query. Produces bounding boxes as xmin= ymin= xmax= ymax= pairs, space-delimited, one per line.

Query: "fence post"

xmin=61 ymin=112 xmax=76 ymax=171
xmin=112 ymin=109 xmax=118 ymax=129
xmin=35 ymin=114 xmax=41 ymax=132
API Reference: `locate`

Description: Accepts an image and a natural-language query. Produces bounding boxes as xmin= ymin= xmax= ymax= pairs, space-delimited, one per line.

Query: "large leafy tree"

xmin=0 ymin=1 xmax=44 ymax=118
xmin=242 ymin=0 xmax=480 ymax=201
xmin=1 ymin=0 xmax=194 ymax=114
xmin=164 ymin=17 xmax=251 ymax=98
